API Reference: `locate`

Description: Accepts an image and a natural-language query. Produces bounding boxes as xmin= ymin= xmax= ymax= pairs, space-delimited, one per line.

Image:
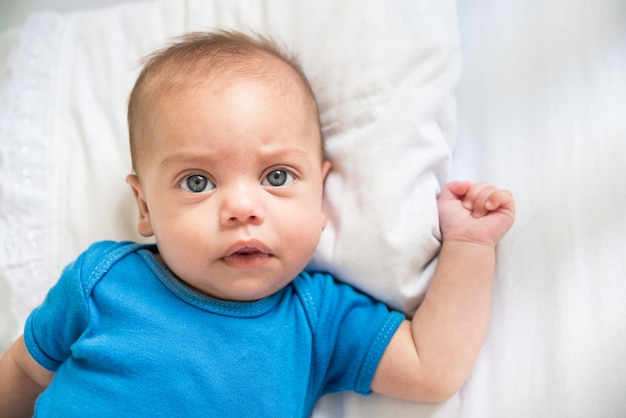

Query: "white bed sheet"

xmin=452 ymin=1 xmax=626 ymax=416
xmin=316 ymin=0 xmax=626 ymax=417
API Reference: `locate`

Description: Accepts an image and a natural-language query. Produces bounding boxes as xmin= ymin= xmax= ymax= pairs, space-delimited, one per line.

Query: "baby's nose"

xmin=219 ymin=185 xmax=265 ymax=225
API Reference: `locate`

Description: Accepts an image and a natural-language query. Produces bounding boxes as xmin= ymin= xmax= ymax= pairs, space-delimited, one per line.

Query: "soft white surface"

xmin=2 ymin=0 xmax=626 ymax=417
xmin=0 ymin=0 xmax=456 ymax=352
xmin=321 ymin=0 xmax=626 ymax=416
xmin=451 ymin=1 xmax=626 ymax=416
xmin=0 ymin=0 xmax=128 ymax=32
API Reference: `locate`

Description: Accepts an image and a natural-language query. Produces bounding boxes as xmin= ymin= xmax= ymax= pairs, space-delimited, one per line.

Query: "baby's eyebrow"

xmin=260 ymin=145 xmax=311 ymax=159
xmin=159 ymin=153 xmax=215 ymax=169
xmin=159 ymin=145 xmax=313 ymax=169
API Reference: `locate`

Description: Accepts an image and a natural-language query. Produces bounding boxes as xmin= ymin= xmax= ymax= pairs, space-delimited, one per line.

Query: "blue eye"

xmin=262 ymin=170 xmax=294 ymax=187
xmin=180 ymin=175 xmax=215 ymax=193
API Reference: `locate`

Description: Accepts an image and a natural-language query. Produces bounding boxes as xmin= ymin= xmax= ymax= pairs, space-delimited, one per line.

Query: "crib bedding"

xmin=333 ymin=0 xmax=626 ymax=416
xmin=1 ymin=0 xmax=625 ymax=417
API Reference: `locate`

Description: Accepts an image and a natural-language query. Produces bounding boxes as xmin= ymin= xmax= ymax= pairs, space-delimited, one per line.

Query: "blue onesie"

xmin=24 ymin=241 xmax=404 ymax=417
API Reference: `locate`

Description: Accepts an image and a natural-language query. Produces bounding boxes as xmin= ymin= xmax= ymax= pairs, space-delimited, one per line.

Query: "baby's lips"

xmin=222 ymin=239 xmax=272 ymax=258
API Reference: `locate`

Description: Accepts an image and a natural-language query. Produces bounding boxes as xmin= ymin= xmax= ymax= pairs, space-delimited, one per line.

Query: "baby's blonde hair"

xmin=127 ymin=30 xmax=324 ymax=173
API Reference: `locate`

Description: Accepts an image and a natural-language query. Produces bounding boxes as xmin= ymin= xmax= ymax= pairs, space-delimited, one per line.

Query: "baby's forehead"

xmin=154 ymin=47 xmax=299 ymax=86
xmin=149 ymin=54 xmax=317 ymax=113
xmin=129 ymin=39 xmax=324 ymax=172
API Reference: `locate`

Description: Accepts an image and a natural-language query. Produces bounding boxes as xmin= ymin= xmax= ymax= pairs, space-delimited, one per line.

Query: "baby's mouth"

xmin=235 ymin=247 xmax=259 ymax=255
xmin=221 ymin=241 xmax=273 ymax=268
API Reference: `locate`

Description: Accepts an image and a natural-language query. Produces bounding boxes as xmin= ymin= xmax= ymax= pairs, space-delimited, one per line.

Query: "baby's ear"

xmin=320 ymin=161 xmax=332 ymax=230
xmin=322 ymin=160 xmax=332 ymax=181
xmin=125 ymin=174 xmax=154 ymax=237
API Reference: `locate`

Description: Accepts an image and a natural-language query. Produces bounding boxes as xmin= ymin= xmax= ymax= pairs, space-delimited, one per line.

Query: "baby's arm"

xmin=371 ymin=181 xmax=515 ymax=401
xmin=0 ymin=336 xmax=54 ymax=417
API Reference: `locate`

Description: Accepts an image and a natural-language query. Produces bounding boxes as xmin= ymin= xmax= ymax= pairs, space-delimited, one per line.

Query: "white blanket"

xmin=1 ymin=0 xmax=626 ymax=417
xmin=319 ymin=1 xmax=626 ymax=416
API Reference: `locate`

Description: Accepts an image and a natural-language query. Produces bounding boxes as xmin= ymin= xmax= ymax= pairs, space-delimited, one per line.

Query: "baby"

xmin=0 ymin=30 xmax=515 ymax=417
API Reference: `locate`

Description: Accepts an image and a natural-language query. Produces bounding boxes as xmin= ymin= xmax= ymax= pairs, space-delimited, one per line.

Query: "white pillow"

xmin=0 ymin=0 xmax=459 ymax=349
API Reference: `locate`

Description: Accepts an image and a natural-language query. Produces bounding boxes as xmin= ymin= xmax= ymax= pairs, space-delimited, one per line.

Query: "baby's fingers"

xmin=476 ymin=188 xmax=515 ymax=218
xmin=439 ymin=180 xmax=471 ymax=203
xmin=468 ymin=185 xmax=495 ymax=217
xmin=460 ymin=183 xmax=509 ymax=217
xmin=486 ymin=189 xmax=514 ymax=210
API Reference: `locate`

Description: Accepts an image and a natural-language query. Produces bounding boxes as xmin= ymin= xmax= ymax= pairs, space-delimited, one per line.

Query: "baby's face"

xmin=128 ymin=73 xmax=330 ymax=302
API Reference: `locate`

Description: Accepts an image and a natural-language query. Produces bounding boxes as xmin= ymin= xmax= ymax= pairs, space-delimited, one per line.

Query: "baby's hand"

xmin=438 ymin=181 xmax=515 ymax=247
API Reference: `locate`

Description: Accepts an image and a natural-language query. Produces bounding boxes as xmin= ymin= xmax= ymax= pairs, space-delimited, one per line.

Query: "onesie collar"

xmin=137 ymin=246 xmax=285 ymax=318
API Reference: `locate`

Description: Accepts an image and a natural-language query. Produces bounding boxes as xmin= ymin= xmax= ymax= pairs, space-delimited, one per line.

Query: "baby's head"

xmin=128 ymin=30 xmax=325 ymax=175
xmin=125 ymin=31 xmax=331 ymax=302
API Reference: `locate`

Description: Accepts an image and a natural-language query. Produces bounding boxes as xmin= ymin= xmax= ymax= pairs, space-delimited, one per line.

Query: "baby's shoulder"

xmin=75 ymin=240 xmax=141 ymax=268
xmin=292 ymin=269 xmax=342 ymax=301
xmin=68 ymin=240 xmax=148 ymax=289
xmin=292 ymin=269 xmax=382 ymax=318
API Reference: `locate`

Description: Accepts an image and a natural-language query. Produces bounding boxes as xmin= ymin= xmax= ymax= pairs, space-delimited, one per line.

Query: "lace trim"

xmin=0 ymin=12 xmax=63 ymax=341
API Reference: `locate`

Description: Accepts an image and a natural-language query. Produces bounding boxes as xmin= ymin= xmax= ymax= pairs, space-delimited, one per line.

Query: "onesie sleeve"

xmin=23 ymin=243 xmax=109 ymax=371
xmin=301 ymin=272 xmax=405 ymax=396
